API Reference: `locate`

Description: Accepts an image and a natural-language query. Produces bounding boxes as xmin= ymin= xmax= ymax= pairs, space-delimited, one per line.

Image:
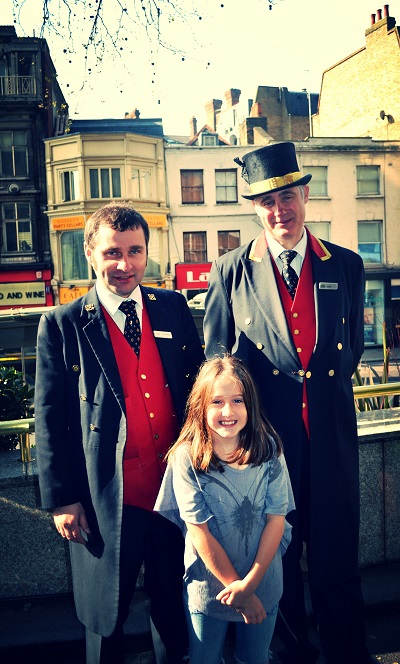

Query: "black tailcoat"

xmin=35 ymin=285 xmax=204 ymax=636
xmin=204 ymin=233 xmax=365 ymax=591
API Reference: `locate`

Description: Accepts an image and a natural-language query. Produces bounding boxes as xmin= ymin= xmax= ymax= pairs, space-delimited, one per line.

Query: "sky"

xmin=2 ymin=0 xmax=390 ymax=135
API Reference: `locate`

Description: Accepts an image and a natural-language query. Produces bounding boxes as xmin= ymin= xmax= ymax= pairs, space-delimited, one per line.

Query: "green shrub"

xmin=0 ymin=366 xmax=34 ymax=451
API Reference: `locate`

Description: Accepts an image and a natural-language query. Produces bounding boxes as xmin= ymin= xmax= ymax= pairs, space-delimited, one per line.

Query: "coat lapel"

xmin=80 ymin=287 xmax=125 ymax=409
xmin=241 ymin=236 xmax=298 ymax=361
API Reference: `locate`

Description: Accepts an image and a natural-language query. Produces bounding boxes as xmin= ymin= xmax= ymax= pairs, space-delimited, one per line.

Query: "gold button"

xmin=272 ymin=369 xmax=279 ymax=375
xmin=294 ymin=329 xmax=300 ymax=335
xmin=337 ymin=343 xmax=343 ymax=350
xmin=72 ymin=365 xmax=80 ymax=372
xmin=298 ymin=370 xmax=305 ymax=377
xmin=293 ymin=312 xmax=299 ymax=318
xmin=342 ymin=318 xmax=345 ymax=324
xmin=154 ymin=434 xmax=159 ymax=439
xmin=245 ymin=317 xmax=251 ymax=325
xmin=145 ymin=392 xmax=150 ymax=398
xmin=150 ymin=412 xmax=155 ymax=418
xmin=90 ymin=423 xmax=96 ymax=430
xmin=182 ymin=345 xmax=186 ymax=351
xmin=165 ymin=383 xmax=169 ymax=388
xmin=141 ymin=374 xmax=147 ymax=379
xmin=302 ymin=402 xmax=306 ymax=409
xmin=256 ymin=342 xmax=264 ymax=350
xmin=306 ymin=371 xmax=312 ymax=378
xmin=80 ymin=395 xmax=87 ymax=401
xmin=297 ymin=347 xmax=302 ymax=353
xmin=185 ymin=373 xmax=190 ymax=378
xmin=158 ymin=453 xmax=163 ymax=458
xmin=329 ymin=370 xmax=335 ymax=377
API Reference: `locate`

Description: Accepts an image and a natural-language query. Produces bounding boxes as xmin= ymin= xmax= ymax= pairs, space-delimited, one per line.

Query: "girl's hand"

xmin=238 ymin=594 xmax=266 ymax=625
xmin=216 ymin=579 xmax=249 ymax=607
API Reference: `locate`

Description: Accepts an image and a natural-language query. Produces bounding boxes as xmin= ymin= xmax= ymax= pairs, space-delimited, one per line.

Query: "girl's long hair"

xmin=167 ymin=355 xmax=282 ymax=471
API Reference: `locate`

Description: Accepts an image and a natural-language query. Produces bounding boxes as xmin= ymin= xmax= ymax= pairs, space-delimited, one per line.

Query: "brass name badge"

xmin=319 ymin=282 xmax=338 ymax=290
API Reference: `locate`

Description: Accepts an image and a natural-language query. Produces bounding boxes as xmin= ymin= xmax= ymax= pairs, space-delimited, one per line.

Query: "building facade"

xmin=0 ymin=25 xmax=67 ymax=311
xmin=44 ymin=118 xmax=172 ymax=304
xmin=166 ymin=137 xmax=400 ymax=347
xmin=313 ymin=5 xmax=400 ymax=140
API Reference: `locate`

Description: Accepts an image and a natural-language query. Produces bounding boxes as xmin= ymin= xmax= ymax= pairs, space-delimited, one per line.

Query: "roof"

xmin=68 ymin=118 xmax=164 ymax=139
xmin=285 ymin=90 xmax=319 ymax=116
xmin=186 ymin=124 xmax=230 ymax=146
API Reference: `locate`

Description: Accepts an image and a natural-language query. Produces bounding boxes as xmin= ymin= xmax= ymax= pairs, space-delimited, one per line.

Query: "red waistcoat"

xmin=273 ymin=246 xmax=316 ymax=437
xmin=103 ymin=303 xmax=179 ymax=510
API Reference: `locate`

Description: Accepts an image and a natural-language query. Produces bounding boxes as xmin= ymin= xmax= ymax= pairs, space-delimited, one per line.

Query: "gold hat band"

xmin=249 ymin=171 xmax=302 ymax=195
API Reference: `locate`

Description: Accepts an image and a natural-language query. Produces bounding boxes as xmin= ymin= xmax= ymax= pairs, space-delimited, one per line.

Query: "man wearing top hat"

xmin=204 ymin=142 xmax=372 ymax=664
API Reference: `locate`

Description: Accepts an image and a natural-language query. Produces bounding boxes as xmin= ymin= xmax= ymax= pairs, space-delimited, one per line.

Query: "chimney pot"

xmin=383 ymin=4 xmax=389 ymax=17
xmin=377 ymin=8 xmax=382 ymax=20
xmin=371 ymin=13 xmax=376 ymax=24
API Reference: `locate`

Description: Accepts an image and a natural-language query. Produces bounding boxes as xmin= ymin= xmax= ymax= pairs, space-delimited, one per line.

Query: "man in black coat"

xmin=35 ymin=202 xmax=204 ymax=664
xmin=204 ymin=143 xmax=372 ymax=664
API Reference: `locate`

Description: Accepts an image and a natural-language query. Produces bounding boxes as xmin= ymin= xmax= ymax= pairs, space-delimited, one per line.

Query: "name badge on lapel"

xmin=319 ymin=282 xmax=338 ymax=290
xmin=154 ymin=330 xmax=173 ymax=339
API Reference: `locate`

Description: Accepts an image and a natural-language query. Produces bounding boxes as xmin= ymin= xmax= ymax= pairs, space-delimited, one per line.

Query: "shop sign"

xmin=59 ymin=286 xmax=90 ymax=304
xmin=141 ymin=213 xmax=168 ymax=228
xmin=51 ymin=215 xmax=85 ymax=231
xmin=175 ymin=263 xmax=212 ymax=290
xmin=0 ymin=282 xmax=46 ymax=305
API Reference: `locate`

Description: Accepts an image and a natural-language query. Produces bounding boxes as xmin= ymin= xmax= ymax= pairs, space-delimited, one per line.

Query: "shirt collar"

xmin=266 ymin=229 xmax=307 ymax=262
xmin=95 ymin=282 xmax=143 ymax=317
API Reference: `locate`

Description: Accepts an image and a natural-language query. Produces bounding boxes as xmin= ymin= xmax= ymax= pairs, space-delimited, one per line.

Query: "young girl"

xmin=155 ymin=355 xmax=294 ymax=664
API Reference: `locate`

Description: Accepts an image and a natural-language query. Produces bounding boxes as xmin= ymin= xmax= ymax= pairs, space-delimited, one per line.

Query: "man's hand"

xmin=53 ymin=502 xmax=91 ymax=545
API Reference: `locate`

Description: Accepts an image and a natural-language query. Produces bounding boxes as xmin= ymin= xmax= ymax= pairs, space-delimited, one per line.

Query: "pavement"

xmin=0 ymin=561 xmax=399 ymax=664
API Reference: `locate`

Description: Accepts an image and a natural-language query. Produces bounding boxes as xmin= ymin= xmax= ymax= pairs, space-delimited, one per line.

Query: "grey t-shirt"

xmin=155 ymin=444 xmax=295 ymax=621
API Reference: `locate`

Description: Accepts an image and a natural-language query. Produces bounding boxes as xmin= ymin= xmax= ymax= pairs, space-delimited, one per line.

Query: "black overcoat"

xmin=204 ymin=232 xmax=365 ymax=591
xmin=35 ymin=285 xmax=204 ymax=636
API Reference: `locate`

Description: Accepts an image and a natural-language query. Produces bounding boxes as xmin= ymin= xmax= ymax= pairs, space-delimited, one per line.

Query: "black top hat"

xmin=234 ymin=142 xmax=312 ymax=200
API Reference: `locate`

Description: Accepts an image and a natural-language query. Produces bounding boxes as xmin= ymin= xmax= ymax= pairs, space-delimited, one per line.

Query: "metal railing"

xmin=0 ymin=382 xmax=399 ymax=463
xmin=0 ymin=76 xmax=36 ymax=95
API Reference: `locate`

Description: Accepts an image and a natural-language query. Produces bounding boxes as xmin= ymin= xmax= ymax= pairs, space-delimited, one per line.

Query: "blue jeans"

xmin=186 ymin=604 xmax=278 ymax=664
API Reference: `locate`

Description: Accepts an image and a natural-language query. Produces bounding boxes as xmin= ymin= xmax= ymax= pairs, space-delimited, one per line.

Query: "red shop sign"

xmin=175 ymin=263 xmax=212 ymax=290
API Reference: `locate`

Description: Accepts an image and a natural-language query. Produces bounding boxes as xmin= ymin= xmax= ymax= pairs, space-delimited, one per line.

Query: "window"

xmin=306 ymin=166 xmax=328 ymax=196
xmin=181 ymin=170 xmax=204 ymax=204
xmin=132 ymin=168 xmax=151 ymax=199
xmin=357 ymin=166 xmax=380 ymax=195
xmin=183 ymin=231 xmax=207 ymax=262
xmin=218 ymin=231 xmax=240 ymax=256
xmin=216 ymin=170 xmax=238 ymax=203
xmin=201 ymin=132 xmax=217 ymax=146
xmin=358 ymin=221 xmax=382 ymax=263
xmin=304 ymin=222 xmax=331 ymax=241
xmin=1 ymin=202 xmax=32 ymax=253
xmin=61 ymin=230 xmax=89 ymax=280
xmin=60 ymin=170 xmax=79 ymax=202
xmin=0 ymin=131 xmax=28 ymax=177
xmin=89 ymin=168 xmax=121 ymax=198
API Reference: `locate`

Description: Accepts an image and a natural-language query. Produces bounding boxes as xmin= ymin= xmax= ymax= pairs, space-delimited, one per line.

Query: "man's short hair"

xmin=84 ymin=202 xmax=150 ymax=250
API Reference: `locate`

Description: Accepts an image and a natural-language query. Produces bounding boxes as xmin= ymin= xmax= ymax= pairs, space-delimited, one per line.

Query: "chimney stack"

xmin=224 ymin=88 xmax=241 ymax=109
xmin=190 ymin=116 xmax=197 ymax=138
xmin=205 ymin=99 xmax=222 ymax=131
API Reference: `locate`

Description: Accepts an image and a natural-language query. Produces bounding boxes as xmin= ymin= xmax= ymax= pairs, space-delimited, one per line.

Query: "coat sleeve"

xmin=349 ymin=252 xmax=365 ymax=374
xmin=34 ymin=313 xmax=81 ymax=509
xmin=204 ymin=260 xmax=236 ymax=359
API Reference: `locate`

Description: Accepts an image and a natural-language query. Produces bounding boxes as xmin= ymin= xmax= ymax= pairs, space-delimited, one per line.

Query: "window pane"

xmin=90 ymin=169 xmax=99 ymax=198
xmin=71 ymin=171 xmax=80 ymax=199
xmin=14 ymin=131 xmax=27 ymax=146
xmin=183 ymin=231 xmax=207 ymax=262
xmin=145 ymin=228 xmax=161 ymax=278
xmin=304 ymin=222 xmax=331 ymax=241
xmin=357 ymin=166 xmax=380 ymax=195
xmin=358 ymin=222 xmax=382 ymax=263
xmin=132 ymin=169 xmax=140 ymax=198
xmin=306 ymin=166 xmax=327 ymax=196
xmin=100 ymin=169 xmax=110 ymax=198
xmin=1 ymin=148 xmax=13 ymax=176
xmin=63 ymin=171 xmax=71 ymax=201
xmin=5 ymin=223 xmax=17 ymax=251
xmin=218 ymin=231 xmax=240 ymax=256
xmin=216 ymin=169 xmax=237 ymax=203
xmin=111 ymin=168 xmax=121 ymax=197
xmin=181 ymin=170 xmax=204 ymax=204
xmin=358 ymin=222 xmax=381 ymax=242
xmin=140 ymin=170 xmax=150 ymax=198
xmin=61 ymin=230 xmax=87 ymax=280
